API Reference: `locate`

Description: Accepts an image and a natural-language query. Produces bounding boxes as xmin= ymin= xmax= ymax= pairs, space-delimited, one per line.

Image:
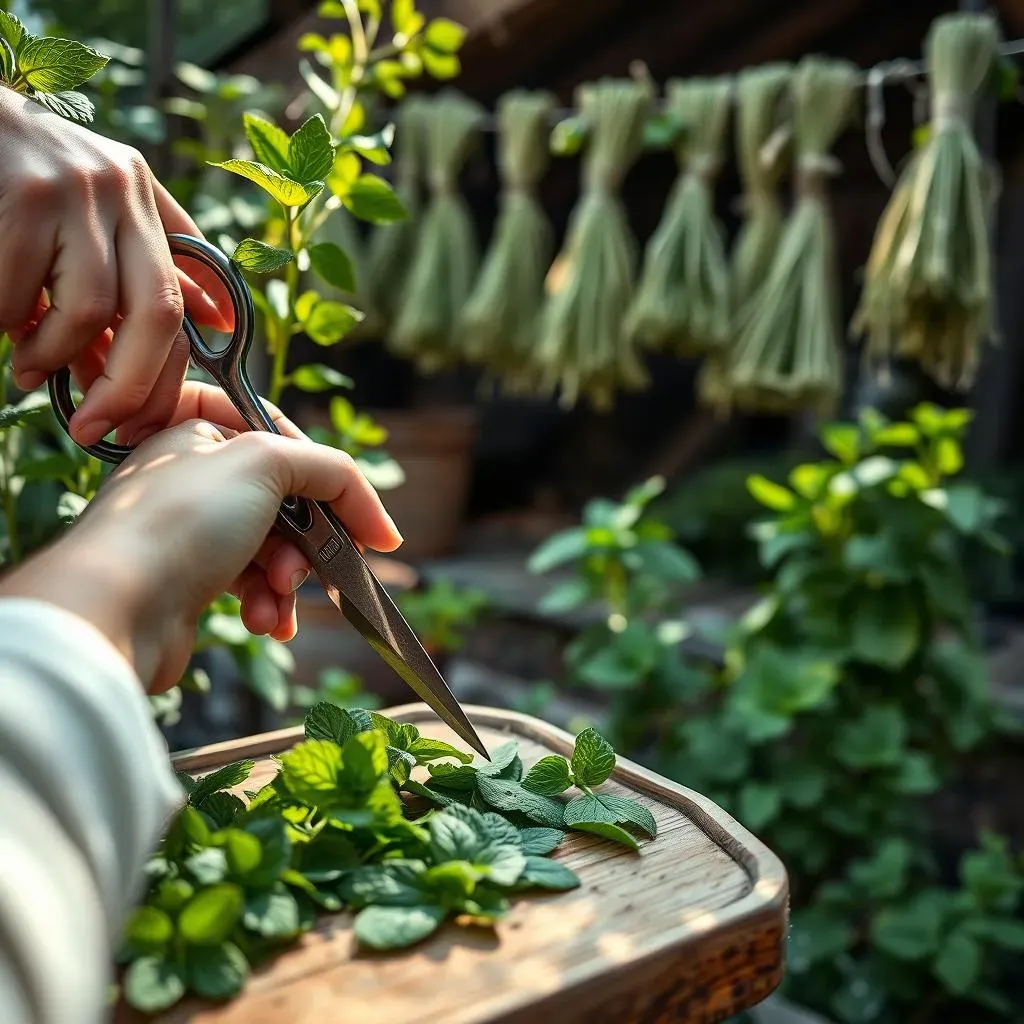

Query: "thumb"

xmin=236 ymin=431 xmax=403 ymax=553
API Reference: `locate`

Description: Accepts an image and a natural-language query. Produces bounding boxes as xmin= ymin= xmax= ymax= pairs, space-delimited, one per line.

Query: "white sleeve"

xmin=0 ymin=597 xmax=184 ymax=1024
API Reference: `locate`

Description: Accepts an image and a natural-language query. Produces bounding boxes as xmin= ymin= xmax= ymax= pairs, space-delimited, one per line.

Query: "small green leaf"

xmin=243 ymin=890 xmax=301 ymax=938
xmin=303 ymin=701 xmax=357 ymax=745
xmin=19 ymin=37 xmax=109 ymax=92
xmin=342 ymin=175 xmax=407 ymax=224
xmin=124 ymin=957 xmax=186 ymax=1013
xmin=934 ymin=929 xmax=981 ymax=995
xmin=185 ymin=848 xmax=227 ymax=885
xmin=0 ymin=11 xmax=27 ymax=55
xmin=354 ymin=905 xmax=446 ymax=950
xmin=522 ymin=756 xmax=572 ymax=796
xmin=278 ymin=739 xmax=343 ymax=805
xmin=475 ymin=776 xmax=566 ymax=828
xmin=391 ymin=0 xmax=424 ymax=38
xmin=519 ymin=828 xmax=565 ymax=856
xmin=125 ymin=906 xmax=174 ymax=953
xmin=178 ymin=884 xmax=244 ymax=946
xmin=242 ymin=112 xmax=291 ymax=175
xmin=305 ymin=300 xmax=364 ymax=345
xmin=551 ymin=115 xmax=588 ymax=157
xmin=291 ymin=364 xmax=353 ymax=393
xmin=221 ymin=830 xmax=261 ymax=877
xmin=342 ymin=126 xmax=395 ymax=165
xmin=475 ymin=740 xmax=520 ymax=777
xmin=934 ymin=436 xmax=963 ymax=476
xmin=836 ymin=705 xmax=906 ymax=769
xmin=232 ymin=238 xmax=293 ymax=273
xmin=851 ymin=589 xmax=919 ymax=670
xmin=738 ymin=782 xmax=781 ymax=831
xmin=408 ymin=738 xmax=473 ymax=764
xmin=820 ymin=423 xmax=861 ymax=463
xmin=339 ymin=731 xmax=389 ymax=794
xmin=212 ymin=159 xmax=323 ymax=207
xmin=308 ymin=240 xmax=356 ymax=292
xmin=873 ymin=423 xmax=919 ymax=447
xmin=190 ymin=760 xmax=254 ymax=805
xmin=288 ymin=113 xmax=334 ymax=183
xmin=186 ymin=943 xmax=249 ymax=1001
xmin=538 ymin=579 xmax=591 ymax=613
xmin=967 ymin=918 xmax=1024 ymax=951
xmin=570 ymin=727 xmax=616 ymax=788
xmin=563 ymin=793 xmax=656 ymax=839
xmin=421 ymin=49 xmax=461 ymax=80
xmin=516 ymin=856 xmax=580 ymax=891
xmin=747 ymin=474 xmax=797 ymax=511
xmin=528 ymin=528 xmax=588 ymax=574
xmin=30 ymin=89 xmax=95 ymax=123
xmin=570 ymin=820 xmax=639 ymax=851
xmin=871 ymin=897 xmax=943 ymax=960
xmin=424 ymin=17 xmax=466 ymax=54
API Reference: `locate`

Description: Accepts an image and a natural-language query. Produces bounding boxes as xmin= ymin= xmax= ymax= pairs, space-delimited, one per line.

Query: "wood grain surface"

xmin=145 ymin=704 xmax=788 ymax=1024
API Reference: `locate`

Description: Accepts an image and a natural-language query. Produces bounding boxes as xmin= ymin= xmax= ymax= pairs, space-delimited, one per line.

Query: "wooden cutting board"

xmin=143 ymin=704 xmax=789 ymax=1024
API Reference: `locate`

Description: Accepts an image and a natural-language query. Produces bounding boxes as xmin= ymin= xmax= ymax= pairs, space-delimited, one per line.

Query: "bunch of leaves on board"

xmin=528 ymin=475 xmax=708 ymax=754
xmin=118 ymin=702 xmax=657 ymax=1012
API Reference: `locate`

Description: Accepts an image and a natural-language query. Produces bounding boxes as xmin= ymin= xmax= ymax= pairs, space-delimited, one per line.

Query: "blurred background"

xmin=2 ymin=1 xmax=1024 ymax=1021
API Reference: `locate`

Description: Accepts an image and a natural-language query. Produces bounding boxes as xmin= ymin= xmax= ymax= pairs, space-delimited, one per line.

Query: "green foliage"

xmin=396 ymin=576 xmax=489 ymax=654
xmin=120 ymin=705 xmax=652 ymax=1011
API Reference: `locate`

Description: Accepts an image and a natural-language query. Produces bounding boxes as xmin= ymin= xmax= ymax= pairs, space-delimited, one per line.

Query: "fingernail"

xmin=15 ymin=369 xmax=45 ymax=391
xmin=73 ymin=418 xmax=114 ymax=447
xmin=290 ymin=569 xmax=310 ymax=593
xmin=385 ymin=512 xmax=404 ymax=544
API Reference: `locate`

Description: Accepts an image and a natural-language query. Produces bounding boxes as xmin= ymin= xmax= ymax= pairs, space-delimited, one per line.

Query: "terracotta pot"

xmin=301 ymin=404 xmax=479 ymax=560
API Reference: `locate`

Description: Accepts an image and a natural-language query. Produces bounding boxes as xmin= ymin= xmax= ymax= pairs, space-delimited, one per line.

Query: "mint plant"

xmin=396 ymin=575 xmax=490 ymax=655
xmin=119 ymin=703 xmax=655 ymax=1011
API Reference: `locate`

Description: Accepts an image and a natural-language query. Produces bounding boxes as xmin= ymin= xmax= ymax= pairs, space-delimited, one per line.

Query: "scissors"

xmin=46 ymin=232 xmax=489 ymax=760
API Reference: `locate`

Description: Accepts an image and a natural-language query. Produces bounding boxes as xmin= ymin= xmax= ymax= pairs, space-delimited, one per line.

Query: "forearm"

xmin=0 ymin=597 xmax=183 ymax=1023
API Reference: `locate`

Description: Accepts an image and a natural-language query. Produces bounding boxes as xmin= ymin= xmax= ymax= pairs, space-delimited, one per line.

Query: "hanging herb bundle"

xmin=699 ymin=64 xmax=792 ymax=411
xmin=625 ymin=76 xmax=733 ymax=356
xmin=365 ymin=95 xmax=431 ymax=330
xmin=460 ymin=90 xmax=556 ymax=392
xmin=389 ymin=91 xmax=484 ymax=372
xmin=851 ymin=12 xmax=1000 ymax=390
xmin=536 ymin=79 xmax=653 ymax=411
xmin=724 ymin=57 xmax=860 ymax=415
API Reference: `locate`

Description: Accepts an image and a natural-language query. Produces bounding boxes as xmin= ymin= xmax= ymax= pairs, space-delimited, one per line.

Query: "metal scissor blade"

xmin=307 ymin=540 xmax=489 ymax=760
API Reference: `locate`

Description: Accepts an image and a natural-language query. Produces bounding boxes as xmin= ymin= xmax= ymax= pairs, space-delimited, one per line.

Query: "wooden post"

xmin=146 ymin=0 xmax=177 ymax=177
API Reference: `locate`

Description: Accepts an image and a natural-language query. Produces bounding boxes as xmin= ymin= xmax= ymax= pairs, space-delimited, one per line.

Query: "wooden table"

xmin=153 ymin=704 xmax=789 ymax=1024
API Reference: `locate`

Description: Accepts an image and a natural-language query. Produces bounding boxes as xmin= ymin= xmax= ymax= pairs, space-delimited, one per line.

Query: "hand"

xmin=0 ymin=387 xmax=404 ymax=693
xmin=0 ymin=87 xmax=233 ymax=447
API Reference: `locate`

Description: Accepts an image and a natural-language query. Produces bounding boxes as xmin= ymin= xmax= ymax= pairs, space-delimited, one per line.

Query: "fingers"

xmin=11 ymin=219 xmax=118 ymax=392
xmin=111 ymin=327 xmax=191 ymax=447
xmin=164 ymin=382 xmax=307 ymax=440
xmin=0 ymin=184 xmax=57 ymax=340
xmin=228 ymin=562 xmax=301 ymax=641
xmin=243 ymin=432 xmax=403 ymax=553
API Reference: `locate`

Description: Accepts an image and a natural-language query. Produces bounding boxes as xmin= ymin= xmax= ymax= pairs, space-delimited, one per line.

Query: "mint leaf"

xmin=278 ymin=740 xmax=343 ymax=806
xmin=124 ymin=956 xmax=186 ymax=1013
xmin=195 ymin=792 xmax=244 ymax=829
xmin=343 ymin=126 xmax=394 ymax=165
xmin=190 ymin=760 xmax=254 ymax=805
xmin=354 ymin=905 xmax=446 ymax=950
xmin=476 ymin=740 xmax=519 ymax=777
xmin=178 ymin=884 xmax=244 ymax=946
xmin=409 ymin=737 xmax=474 ymax=765
xmin=342 ymin=175 xmax=407 ymax=224
xmin=288 ymin=113 xmax=334 ymax=183
xmin=125 ymin=906 xmax=174 ymax=954
xmin=339 ymin=731 xmax=388 ymax=794
xmin=308 ymin=241 xmax=356 ymax=292
xmin=296 ymin=830 xmax=360 ymax=884
xmin=221 ymin=830 xmax=261 ymax=877
xmin=570 ymin=820 xmax=640 ymax=851
xmin=242 ymin=112 xmax=291 ymax=175
xmin=243 ymin=890 xmax=301 ymax=939
xmin=19 ymin=37 xmax=109 ymax=92
xmin=291 ymin=364 xmax=353 ymax=393
xmin=186 ymin=943 xmax=248 ymax=1000
xmin=425 ymin=17 xmax=466 ymax=54
xmin=232 ymin=238 xmax=293 ymax=273
xmin=404 ymin=778 xmax=456 ymax=806
xmin=341 ymin=861 xmax=429 ymax=907
xmin=31 ymin=89 xmax=95 ymax=123
xmin=429 ymin=813 xmax=483 ymax=863
xmin=570 ymin=727 xmax=616 ymax=788
xmin=426 ymin=762 xmax=478 ymax=791
xmin=519 ymin=827 xmax=565 ymax=856
xmin=477 ymin=845 xmax=527 ymax=887
xmin=185 ymin=848 xmax=227 ymax=885
xmin=522 ymin=756 xmax=572 ymax=796
xmin=0 ymin=11 xmax=27 ymax=55
xmin=563 ymin=793 xmax=656 ymax=839
xmin=212 ymin=159 xmax=323 ymax=208
xmin=475 ymin=776 xmax=566 ymax=828
xmin=517 ymin=856 xmax=580 ymax=891
xmin=304 ymin=701 xmax=357 ymax=745
xmin=934 ymin=929 xmax=981 ymax=995
xmin=304 ymin=299 xmax=363 ymax=345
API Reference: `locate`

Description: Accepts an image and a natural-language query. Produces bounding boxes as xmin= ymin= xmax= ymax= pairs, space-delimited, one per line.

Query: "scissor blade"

xmin=313 ymin=564 xmax=490 ymax=760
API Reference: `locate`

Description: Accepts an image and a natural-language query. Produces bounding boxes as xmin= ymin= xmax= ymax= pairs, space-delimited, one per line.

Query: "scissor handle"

xmin=47 ymin=232 xmax=313 ymax=531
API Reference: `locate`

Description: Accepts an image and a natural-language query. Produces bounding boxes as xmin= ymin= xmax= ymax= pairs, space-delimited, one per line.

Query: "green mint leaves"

xmin=0 ymin=13 xmax=109 ymax=123
xmin=120 ymin=704 xmax=654 ymax=1013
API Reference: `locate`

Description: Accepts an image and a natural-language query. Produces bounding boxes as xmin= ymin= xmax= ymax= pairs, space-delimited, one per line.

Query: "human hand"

xmin=0 ymin=386 xmax=403 ymax=693
xmin=0 ymin=87 xmax=233 ymax=447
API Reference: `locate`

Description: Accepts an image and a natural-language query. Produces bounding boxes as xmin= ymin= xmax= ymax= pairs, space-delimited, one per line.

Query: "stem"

xmin=0 ymin=336 xmax=22 ymax=565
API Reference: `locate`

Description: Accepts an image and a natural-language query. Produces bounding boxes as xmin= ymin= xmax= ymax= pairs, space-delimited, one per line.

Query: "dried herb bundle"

xmin=725 ymin=57 xmax=860 ymax=415
xmin=699 ymin=64 xmax=792 ymax=411
xmin=365 ymin=95 xmax=431 ymax=329
xmin=625 ymin=76 xmax=733 ymax=356
xmin=460 ymin=90 xmax=556 ymax=390
xmin=389 ymin=91 xmax=484 ymax=372
xmin=535 ymin=79 xmax=653 ymax=410
xmin=851 ymin=12 xmax=1000 ymax=390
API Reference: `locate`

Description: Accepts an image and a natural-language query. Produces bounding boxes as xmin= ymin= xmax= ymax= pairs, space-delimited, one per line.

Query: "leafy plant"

xmin=118 ymin=702 xmax=655 ymax=1011
xmin=528 ymin=475 xmax=708 ymax=752
xmin=396 ymin=575 xmax=489 ymax=654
